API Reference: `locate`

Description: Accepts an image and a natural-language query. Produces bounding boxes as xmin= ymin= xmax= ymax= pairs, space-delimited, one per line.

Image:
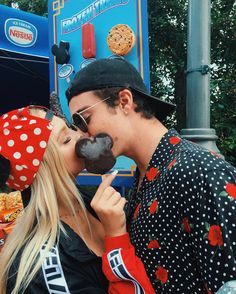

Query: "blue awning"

xmin=0 ymin=4 xmax=48 ymax=57
xmin=0 ymin=5 xmax=49 ymax=114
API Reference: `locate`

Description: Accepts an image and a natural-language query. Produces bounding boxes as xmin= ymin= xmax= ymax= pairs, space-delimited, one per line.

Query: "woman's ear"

xmin=118 ymin=89 xmax=134 ymax=114
xmin=0 ymin=155 xmax=10 ymax=189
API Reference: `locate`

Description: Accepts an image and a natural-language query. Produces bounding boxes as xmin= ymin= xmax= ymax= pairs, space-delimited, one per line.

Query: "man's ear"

xmin=118 ymin=89 xmax=134 ymax=114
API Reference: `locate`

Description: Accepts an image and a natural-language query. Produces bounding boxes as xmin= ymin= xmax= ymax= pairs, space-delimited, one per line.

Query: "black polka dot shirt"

xmin=126 ymin=129 xmax=236 ymax=293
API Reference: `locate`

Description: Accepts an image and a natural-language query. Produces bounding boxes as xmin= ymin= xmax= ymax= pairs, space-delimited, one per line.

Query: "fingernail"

xmin=111 ymin=170 xmax=118 ymax=175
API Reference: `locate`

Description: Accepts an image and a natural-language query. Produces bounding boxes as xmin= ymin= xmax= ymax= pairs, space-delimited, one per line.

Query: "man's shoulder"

xmin=174 ymin=138 xmax=235 ymax=174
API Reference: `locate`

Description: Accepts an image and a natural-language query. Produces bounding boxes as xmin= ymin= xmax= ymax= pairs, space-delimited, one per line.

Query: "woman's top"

xmin=7 ymin=220 xmax=109 ymax=294
xmin=7 ymin=189 xmax=108 ymax=294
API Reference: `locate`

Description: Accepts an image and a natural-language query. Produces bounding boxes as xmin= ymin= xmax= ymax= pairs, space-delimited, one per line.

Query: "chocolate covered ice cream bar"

xmin=75 ymin=133 xmax=116 ymax=174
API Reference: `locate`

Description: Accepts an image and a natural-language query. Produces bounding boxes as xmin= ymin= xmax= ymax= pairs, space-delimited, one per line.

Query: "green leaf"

xmin=205 ymin=222 xmax=210 ymax=231
xmin=219 ymin=191 xmax=228 ymax=197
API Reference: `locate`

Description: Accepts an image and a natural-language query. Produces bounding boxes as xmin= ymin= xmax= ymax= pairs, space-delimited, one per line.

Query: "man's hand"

xmin=91 ymin=172 xmax=127 ymax=237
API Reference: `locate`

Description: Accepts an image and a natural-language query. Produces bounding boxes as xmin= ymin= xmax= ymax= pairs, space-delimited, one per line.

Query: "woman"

xmin=0 ymin=105 xmax=154 ymax=294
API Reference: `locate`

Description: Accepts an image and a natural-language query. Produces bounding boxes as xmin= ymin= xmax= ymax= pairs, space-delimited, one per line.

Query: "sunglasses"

xmin=71 ymin=96 xmax=111 ymax=132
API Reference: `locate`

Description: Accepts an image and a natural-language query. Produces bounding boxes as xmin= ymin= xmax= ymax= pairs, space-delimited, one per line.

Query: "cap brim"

xmin=131 ymin=88 xmax=176 ymax=121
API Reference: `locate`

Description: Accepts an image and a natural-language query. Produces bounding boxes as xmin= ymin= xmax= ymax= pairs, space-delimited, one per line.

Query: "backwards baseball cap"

xmin=66 ymin=58 xmax=176 ymax=120
xmin=0 ymin=106 xmax=53 ymax=191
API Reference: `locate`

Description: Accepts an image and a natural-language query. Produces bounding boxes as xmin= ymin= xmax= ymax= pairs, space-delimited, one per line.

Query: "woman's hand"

xmin=91 ymin=172 xmax=127 ymax=237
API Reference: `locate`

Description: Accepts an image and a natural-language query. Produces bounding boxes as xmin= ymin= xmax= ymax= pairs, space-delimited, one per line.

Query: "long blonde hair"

xmin=0 ymin=112 xmax=89 ymax=294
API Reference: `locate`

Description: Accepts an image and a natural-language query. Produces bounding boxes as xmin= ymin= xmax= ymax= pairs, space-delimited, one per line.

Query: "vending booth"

xmin=0 ymin=5 xmax=49 ymax=114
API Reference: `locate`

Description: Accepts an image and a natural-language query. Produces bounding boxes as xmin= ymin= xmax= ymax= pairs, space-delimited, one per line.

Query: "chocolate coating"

xmin=75 ymin=133 xmax=116 ymax=174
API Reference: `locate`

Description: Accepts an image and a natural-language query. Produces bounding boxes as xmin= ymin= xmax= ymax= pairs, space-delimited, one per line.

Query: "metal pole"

xmin=180 ymin=0 xmax=221 ymax=154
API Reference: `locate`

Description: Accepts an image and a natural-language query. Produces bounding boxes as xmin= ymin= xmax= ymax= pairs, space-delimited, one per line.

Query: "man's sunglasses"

xmin=71 ymin=96 xmax=111 ymax=132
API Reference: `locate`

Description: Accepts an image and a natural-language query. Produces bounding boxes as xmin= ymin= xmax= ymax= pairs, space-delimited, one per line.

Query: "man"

xmin=66 ymin=58 xmax=236 ymax=293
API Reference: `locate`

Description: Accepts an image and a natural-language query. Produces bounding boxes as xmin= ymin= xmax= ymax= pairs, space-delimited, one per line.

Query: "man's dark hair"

xmin=93 ymin=87 xmax=155 ymax=119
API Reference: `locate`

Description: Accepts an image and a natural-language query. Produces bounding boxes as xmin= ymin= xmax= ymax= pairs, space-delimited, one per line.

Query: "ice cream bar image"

xmin=82 ymin=23 xmax=96 ymax=59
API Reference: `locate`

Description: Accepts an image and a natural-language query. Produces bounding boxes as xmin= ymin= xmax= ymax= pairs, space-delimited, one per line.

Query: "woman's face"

xmin=50 ymin=115 xmax=86 ymax=176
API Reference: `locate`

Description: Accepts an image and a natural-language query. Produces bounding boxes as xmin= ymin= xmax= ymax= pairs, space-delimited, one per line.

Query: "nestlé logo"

xmin=5 ymin=18 xmax=37 ymax=47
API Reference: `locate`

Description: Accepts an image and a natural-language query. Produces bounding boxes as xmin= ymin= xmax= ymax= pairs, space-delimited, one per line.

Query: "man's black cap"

xmin=66 ymin=58 xmax=176 ymax=120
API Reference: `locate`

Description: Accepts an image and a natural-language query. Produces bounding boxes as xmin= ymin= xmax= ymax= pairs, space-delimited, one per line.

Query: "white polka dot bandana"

xmin=0 ymin=106 xmax=52 ymax=191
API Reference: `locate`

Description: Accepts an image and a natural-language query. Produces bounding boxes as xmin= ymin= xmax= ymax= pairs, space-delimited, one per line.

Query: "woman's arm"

xmin=91 ymin=174 xmax=155 ymax=294
xmin=103 ymin=233 xmax=155 ymax=294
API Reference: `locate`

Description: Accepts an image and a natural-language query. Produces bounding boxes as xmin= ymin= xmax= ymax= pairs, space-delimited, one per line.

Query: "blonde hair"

xmin=0 ymin=110 xmax=89 ymax=294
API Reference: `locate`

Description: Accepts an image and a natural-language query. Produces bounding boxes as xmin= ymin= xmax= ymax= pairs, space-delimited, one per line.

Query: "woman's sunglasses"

xmin=71 ymin=96 xmax=111 ymax=132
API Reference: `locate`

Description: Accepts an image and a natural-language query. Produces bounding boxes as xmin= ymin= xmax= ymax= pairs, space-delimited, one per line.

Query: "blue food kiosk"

xmin=48 ymin=0 xmax=150 ymax=187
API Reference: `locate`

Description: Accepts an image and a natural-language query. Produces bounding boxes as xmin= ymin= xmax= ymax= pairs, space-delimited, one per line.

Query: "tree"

xmin=148 ymin=0 xmax=236 ymax=165
xmin=148 ymin=0 xmax=188 ymax=131
xmin=210 ymin=0 xmax=236 ymax=165
xmin=0 ymin=0 xmax=48 ymax=16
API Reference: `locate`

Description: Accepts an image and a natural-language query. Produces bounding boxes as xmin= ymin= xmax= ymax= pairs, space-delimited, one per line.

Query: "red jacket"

xmin=103 ymin=233 xmax=155 ymax=294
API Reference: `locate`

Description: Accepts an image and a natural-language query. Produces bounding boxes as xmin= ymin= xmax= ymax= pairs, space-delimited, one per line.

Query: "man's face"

xmin=69 ymin=91 xmax=125 ymax=157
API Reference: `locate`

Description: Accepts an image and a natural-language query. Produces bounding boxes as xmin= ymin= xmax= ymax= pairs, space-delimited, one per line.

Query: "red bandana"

xmin=0 ymin=106 xmax=53 ymax=191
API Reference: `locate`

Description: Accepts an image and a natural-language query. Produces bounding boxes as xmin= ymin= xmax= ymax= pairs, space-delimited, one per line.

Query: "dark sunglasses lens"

xmin=72 ymin=114 xmax=88 ymax=132
xmin=70 ymin=124 xmax=78 ymax=131
xmin=64 ymin=120 xmax=77 ymax=131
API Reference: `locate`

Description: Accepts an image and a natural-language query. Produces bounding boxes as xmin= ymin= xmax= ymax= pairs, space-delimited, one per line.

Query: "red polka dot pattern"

xmin=0 ymin=107 xmax=52 ymax=191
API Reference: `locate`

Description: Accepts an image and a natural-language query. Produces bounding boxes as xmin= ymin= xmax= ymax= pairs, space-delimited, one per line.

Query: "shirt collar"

xmin=135 ymin=128 xmax=181 ymax=187
xmin=125 ymin=129 xmax=182 ymax=218
xmin=148 ymin=128 xmax=181 ymax=171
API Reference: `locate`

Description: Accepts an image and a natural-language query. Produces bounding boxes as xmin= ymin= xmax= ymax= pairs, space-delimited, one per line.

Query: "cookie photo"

xmin=107 ymin=24 xmax=136 ymax=56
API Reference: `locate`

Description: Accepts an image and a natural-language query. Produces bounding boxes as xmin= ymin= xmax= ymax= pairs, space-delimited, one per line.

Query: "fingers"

xmin=91 ymin=187 xmax=121 ymax=208
xmin=106 ymin=191 xmax=123 ymax=206
xmin=101 ymin=169 xmax=118 ymax=180
xmin=97 ymin=186 xmax=118 ymax=203
xmin=92 ymin=194 xmax=126 ymax=216
xmin=94 ymin=170 xmax=118 ymax=200
xmin=101 ymin=174 xmax=109 ymax=181
xmin=115 ymin=196 xmax=127 ymax=211
xmin=102 ymin=170 xmax=118 ymax=181
xmin=91 ymin=177 xmax=127 ymax=237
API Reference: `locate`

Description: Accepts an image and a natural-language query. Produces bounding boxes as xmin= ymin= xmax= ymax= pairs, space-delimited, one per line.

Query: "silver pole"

xmin=181 ymin=0 xmax=221 ymax=154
